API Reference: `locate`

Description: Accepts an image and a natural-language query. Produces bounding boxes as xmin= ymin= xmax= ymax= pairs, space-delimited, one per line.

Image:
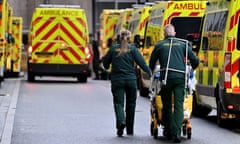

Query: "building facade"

xmin=8 ymin=0 xmax=156 ymax=41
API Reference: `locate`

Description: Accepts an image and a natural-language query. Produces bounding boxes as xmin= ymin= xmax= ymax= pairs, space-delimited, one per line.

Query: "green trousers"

xmin=160 ymin=78 xmax=185 ymax=137
xmin=111 ymin=79 xmax=137 ymax=133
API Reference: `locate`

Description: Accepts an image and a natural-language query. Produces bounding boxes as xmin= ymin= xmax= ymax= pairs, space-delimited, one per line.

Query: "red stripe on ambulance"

xmin=35 ymin=17 xmax=56 ymax=36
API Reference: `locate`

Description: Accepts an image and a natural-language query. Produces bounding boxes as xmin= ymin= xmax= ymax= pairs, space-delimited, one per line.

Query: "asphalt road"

xmin=1 ymin=77 xmax=240 ymax=144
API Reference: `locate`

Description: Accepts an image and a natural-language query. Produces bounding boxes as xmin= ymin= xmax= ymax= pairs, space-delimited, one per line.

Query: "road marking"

xmin=0 ymin=80 xmax=20 ymax=144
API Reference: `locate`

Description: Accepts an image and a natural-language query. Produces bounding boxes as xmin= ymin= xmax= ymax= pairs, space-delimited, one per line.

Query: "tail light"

xmin=28 ymin=45 xmax=33 ymax=60
xmin=224 ymin=53 xmax=232 ymax=88
xmin=28 ymin=45 xmax=33 ymax=53
xmin=85 ymin=46 xmax=92 ymax=61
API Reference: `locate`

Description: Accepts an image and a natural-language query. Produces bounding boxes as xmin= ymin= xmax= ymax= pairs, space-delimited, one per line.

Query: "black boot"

xmin=117 ymin=124 xmax=125 ymax=137
xmin=173 ymin=135 xmax=181 ymax=143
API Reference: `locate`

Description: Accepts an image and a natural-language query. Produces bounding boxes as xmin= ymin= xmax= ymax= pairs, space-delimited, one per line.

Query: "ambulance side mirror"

xmin=202 ymin=37 xmax=209 ymax=51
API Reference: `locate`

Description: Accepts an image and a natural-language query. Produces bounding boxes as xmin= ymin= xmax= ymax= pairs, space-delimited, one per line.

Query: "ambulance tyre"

xmin=27 ymin=72 xmax=35 ymax=82
xmin=192 ymin=91 xmax=212 ymax=117
xmin=77 ymin=74 xmax=87 ymax=83
xmin=217 ymin=100 xmax=226 ymax=127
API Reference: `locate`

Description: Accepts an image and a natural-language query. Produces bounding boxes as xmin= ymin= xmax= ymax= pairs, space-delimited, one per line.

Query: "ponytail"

xmin=117 ymin=30 xmax=131 ymax=57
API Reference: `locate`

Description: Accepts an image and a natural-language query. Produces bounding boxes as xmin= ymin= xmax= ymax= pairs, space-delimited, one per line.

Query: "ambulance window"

xmin=115 ymin=23 xmax=121 ymax=36
xmin=149 ymin=17 xmax=162 ymax=26
xmin=129 ymin=20 xmax=139 ymax=34
xmin=203 ymin=11 xmax=228 ymax=51
xmin=237 ymin=17 xmax=240 ymax=50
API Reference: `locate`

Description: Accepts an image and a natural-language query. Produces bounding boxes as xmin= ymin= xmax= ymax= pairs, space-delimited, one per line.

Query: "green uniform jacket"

xmin=103 ymin=44 xmax=151 ymax=82
xmin=149 ymin=36 xmax=199 ymax=80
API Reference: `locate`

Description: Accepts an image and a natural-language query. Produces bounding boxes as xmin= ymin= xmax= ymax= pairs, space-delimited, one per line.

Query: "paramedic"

xmin=92 ymin=39 xmax=101 ymax=80
xmin=103 ymin=30 xmax=151 ymax=137
xmin=149 ymin=24 xmax=199 ymax=143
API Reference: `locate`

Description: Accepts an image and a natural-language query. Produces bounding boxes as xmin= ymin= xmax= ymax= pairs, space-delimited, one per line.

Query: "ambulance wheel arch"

xmin=27 ymin=71 xmax=35 ymax=82
xmin=192 ymin=90 xmax=212 ymax=118
xmin=214 ymin=84 xmax=226 ymax=127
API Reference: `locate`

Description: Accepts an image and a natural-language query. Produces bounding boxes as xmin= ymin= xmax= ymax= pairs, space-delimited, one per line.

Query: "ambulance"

xmin=137 ymin=1 xmax=207 ymax=97
xmin=100 ymin=9 xmax=121 ymax=56
xmin=128 ymin=4 xmax=152 ymax=47
xmin=5 ymin=7 xmax=17 ymax=76
xmin=127 ymin=4 xmax=152 ymax=96
xmin=0 ymin=0 xmax=8 ymax=83
xmin=114 ymin=8 xmax=133 ymax=42
xmin=194 ymin=0 xmax=240 ymax=126
xmin=10 ymin=17 xmax=23 ymax=76
xmin=28 ymin=4 xmax=92 ymax=82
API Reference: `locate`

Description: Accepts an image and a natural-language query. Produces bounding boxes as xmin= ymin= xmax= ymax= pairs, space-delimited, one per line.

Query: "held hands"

xmin=148 ymin=70 xmax=153 ymax=78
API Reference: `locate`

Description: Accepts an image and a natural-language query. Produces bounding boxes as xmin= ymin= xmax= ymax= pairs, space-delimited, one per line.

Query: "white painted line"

xmin=0 ymin=80 xmax=20 ymax=144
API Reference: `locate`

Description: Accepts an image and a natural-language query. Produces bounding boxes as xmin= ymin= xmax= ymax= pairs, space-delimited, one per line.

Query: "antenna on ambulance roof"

xmin=38 ymin=4 xmax=81 ymax=8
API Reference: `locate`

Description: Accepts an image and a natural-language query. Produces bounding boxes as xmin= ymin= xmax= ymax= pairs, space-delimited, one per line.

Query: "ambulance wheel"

xmin=77 ymin=74 xmax=87 ymax=83
xmin=192 ymin=92 xmax=212 ymax=117
xmin=217 ymin=100 xmax=226 ymax=127
xmin=27 ymin=72 xmax=35 ymax=82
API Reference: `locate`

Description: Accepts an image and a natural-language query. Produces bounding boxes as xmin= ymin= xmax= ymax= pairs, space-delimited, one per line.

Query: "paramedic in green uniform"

xmin=103 ymin=30 xmax=151 ymax=137
xmin=149 ymin=24 xmax=199 ymax=143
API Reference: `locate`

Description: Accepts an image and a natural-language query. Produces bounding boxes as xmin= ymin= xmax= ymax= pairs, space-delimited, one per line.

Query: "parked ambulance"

xmin=194 ymin=0 xmax=240 ymax=126
xmin=0 ymin=0 xmax=8 ymax=83
xmin=10 ymin=16 xmax=23 ymax=76
xmin=28 ymin=4 xmax=92 ymax=82
xmin=136 ymin=1 xmax=207 ymax=97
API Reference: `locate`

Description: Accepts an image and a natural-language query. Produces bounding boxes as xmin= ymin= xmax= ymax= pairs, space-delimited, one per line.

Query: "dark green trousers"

xmin=160 ymin=78 xmax=185 ymax=137
xmin=111 ymin=79 xmax=137 ymax=133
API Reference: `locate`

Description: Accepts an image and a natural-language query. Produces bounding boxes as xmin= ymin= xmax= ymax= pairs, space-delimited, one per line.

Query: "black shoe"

xmin=173 ymin=136 xmax=181 ymax=143
xmin=163 ymin=129 xmax=172 ymax=140
xmin=117 ymin=124 xmax=125 ymax=137
xmin=127 ymin=131 xmax=133 ymax=135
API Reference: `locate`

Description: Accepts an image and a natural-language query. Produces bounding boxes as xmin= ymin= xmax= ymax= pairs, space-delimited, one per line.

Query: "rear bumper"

xmin=28 ymin=63 xmax=90 ymax=76
xmin=221 ymin=92 xmax=240 ymax=114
